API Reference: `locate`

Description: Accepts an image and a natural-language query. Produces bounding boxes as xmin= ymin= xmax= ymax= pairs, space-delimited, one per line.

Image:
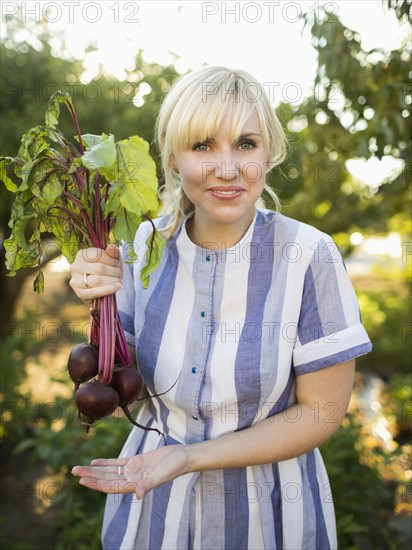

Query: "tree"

xmin=271 ymin=0 xmax=411 ymax=251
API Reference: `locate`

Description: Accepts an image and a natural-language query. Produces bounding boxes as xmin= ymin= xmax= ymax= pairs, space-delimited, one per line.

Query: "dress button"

xmin=205 ymin=255 xmax=211 ymax=262
xmin=200 ymin=311 xmax=206 ymax=317
xmin=191 ymin=367 xmax=197 ymax=374
xmin=192 ymin=415 xmax=198 ymax=420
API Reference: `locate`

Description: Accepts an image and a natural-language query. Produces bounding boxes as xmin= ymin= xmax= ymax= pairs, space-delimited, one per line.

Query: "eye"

xmin=238 ymin=140 xmax=256 ymax=150
xmin=192 ymin=142 xmax=210 ymax=152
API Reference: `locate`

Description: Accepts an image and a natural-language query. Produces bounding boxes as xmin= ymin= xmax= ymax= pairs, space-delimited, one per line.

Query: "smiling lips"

xmin=208 ymin=187 xmax=243 ymax=199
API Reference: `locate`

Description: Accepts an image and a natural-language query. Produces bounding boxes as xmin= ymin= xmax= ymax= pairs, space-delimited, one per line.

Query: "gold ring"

xmin=83 ymin=273 xmax=90 ymax=288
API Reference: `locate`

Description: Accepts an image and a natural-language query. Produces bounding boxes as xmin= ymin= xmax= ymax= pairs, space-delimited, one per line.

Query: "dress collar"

xmin=176 ymin=210 xmax=259 ymax=262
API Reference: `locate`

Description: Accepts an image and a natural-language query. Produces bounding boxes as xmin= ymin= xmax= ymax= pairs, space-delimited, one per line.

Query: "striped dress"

xmin=102 ymin=209 xmax=372 ymax=550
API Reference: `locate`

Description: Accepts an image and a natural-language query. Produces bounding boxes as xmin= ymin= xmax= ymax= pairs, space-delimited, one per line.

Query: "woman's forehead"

xmin=174 ymin=103 xmax=261 ymax=148
xmin=204 ymin=112 xmax=262 ymax=139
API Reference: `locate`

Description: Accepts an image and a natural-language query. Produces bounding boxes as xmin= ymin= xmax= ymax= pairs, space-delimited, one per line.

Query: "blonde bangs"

xmin=165 ymin=75 xmax=262 ymax=154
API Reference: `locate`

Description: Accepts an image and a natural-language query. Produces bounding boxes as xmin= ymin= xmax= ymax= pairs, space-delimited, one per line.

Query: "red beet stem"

xmin=98 ymin=294 xmax=116 ymax=384
xmin=121 ymin=405 xmax=166 ymax=445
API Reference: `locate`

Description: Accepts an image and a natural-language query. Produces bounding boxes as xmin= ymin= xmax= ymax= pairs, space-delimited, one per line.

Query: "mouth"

xmin=208 ymin=187 xmax=243 ymax=199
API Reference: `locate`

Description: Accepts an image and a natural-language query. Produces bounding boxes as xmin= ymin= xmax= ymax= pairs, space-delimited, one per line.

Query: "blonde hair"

xmin=155 ymin=66 xmax=287 ymax=237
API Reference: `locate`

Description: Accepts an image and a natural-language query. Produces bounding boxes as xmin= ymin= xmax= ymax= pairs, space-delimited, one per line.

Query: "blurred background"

xmin=0 ymin=1 xmax=411 ymax=548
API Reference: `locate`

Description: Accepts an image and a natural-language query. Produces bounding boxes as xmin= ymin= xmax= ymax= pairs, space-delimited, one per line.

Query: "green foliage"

xmin=0 ymin=304 xmax=135 ymax=548
xmin=8 ymin=391 xmax=134 ymax=549
xmin=274 ymin=1 xmax=411 ymax=239
xmin=0 ymin=308 xmax=41 ymax=443
xmin=1 ymin=91 xmax=161 ymax=289
xmin=357 ymin=289 xmax=410 ymax=374
xmin=379 ymin=372 xmax=412 ymax=443
xmin=321 ymin=416 xmax=402 ymax=549
xmin=355 ymin=265 xmax=411 ymax=375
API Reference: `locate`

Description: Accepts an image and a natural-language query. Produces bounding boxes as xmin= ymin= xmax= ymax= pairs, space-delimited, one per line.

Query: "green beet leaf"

xmin=45 ymin=91 xmax=71 ymax=130
xmin=0 ymin=160 xmax=17 ymax=192
xmin=105 ymin=136 xmax=158 ymax=214
xmin=81 ymin=134 xmax=104 ymax=148
xmin=32 ymin=168 xmax=65 ymax=207
xmin=78 ymin=133 xmax=117 ymax=180
xmin=140 ymin=229 xmax=166 ymax=289
xmin=0 ymin=91 xmax=164 ymax=292
xmin=33 ymin=270 xmax=45 ymax=294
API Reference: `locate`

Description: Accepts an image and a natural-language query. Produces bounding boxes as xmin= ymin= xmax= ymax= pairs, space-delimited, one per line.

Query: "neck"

xmin=186 ymin=211 xmax=256 ymax=250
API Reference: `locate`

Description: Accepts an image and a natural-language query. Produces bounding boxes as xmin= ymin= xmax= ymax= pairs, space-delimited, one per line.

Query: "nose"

xmin=214 ymin=150 xmax=240 ymax=181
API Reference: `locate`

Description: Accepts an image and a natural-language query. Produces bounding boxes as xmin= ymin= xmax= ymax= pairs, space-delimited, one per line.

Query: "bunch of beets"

xmin=68 ymin=341 xmax=160 ymax=435
xmin=1 ymin=91 xmax=165 ymax=437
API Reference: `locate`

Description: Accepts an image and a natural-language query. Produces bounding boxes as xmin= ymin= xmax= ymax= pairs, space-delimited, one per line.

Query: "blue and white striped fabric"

xmin=102 ymin=209 xmax=372 ymax=550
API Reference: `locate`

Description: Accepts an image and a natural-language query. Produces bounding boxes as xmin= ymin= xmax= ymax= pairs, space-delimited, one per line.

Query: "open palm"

xmin=72 ymin=444 xmax=190 ymax=499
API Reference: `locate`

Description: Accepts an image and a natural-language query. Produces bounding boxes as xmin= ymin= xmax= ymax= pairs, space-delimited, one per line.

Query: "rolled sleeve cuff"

xmin=293 ymin=324 xmax=372 ymax=375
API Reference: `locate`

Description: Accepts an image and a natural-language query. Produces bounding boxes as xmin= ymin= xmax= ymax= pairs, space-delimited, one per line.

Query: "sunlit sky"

xmin=1 ymin=0 xmax=409 ymax=186
xmin=2 ymin=1 xmax=407 ymax=87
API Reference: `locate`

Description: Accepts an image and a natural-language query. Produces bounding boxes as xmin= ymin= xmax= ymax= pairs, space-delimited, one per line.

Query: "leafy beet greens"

xmin=1 ymin=91 xmax=165 ymax=393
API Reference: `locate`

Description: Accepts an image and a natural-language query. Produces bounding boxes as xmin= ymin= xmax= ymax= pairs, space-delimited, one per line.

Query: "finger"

xmin=69 ymin=270 xmax=122 ymax=293
xmin=105 ymin=244 xmax=121 ymax=264
xmin=72 ymin=466 xmax=123 ymax=480
xmin=70 ymin=268 xmax=122 ymax=290
xmin=77 ymin=248 xmax=119 ymax=267
xmin=77 ymin=273 xmax=122 ymax=289
xmin=78 ymin=477 xmax=139 ymax=495
xmin=135 ymin=486 xmax=145 ymax=500
xmin=71 ymin=260 xmax=122 ymax=280
xmin=69 ymin=282 xmax=122 ymax=302
xmin=90 ymin=458 xmax=129 ymax=467
xmin=72 ymin=465 xmax=107 ymax=478
xmin=69 ymin=250 xmax=123 ymax=282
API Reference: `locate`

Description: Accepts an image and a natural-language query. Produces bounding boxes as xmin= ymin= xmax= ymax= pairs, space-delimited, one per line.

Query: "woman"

xmin=70 ymin=66 xmax=372 ymax=549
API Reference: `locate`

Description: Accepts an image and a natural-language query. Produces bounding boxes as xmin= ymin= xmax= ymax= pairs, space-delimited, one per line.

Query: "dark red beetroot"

xmin=110 ymin=366 xmax=144 ymax=407
xmin=68 ymin=343 xmax=99 ymax=390
xmin=110 ymin=366 xmax=165 ymax=441
xmin=76 ymin=380 xmax=119 ymax=432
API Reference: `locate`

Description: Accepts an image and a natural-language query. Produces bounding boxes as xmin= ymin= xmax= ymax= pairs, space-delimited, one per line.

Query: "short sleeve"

xmin=292 ymin=234 xmax=372 ymax=375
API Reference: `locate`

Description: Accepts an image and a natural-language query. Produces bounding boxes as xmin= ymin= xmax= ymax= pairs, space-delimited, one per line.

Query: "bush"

xmin=355 ymin=267 xmax=411 ymax=376
xmin=13 ymin=396 xmax=133 ymax=549
xmin=321 ymin=415 xmax=404 ymax=549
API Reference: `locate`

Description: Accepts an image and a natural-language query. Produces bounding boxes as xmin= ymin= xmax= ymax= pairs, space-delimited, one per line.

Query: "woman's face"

xmin=171 ymin=111 xmax=267 ymax=244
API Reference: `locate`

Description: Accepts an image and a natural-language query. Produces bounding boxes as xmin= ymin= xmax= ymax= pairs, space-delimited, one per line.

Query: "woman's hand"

xmin=71 ymin=445 xmax=190 ymax=499
xmin=72 ymin=361 xmax=355 ymax=499
xmin=69 ymin=244 xmax=123 ymax=306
